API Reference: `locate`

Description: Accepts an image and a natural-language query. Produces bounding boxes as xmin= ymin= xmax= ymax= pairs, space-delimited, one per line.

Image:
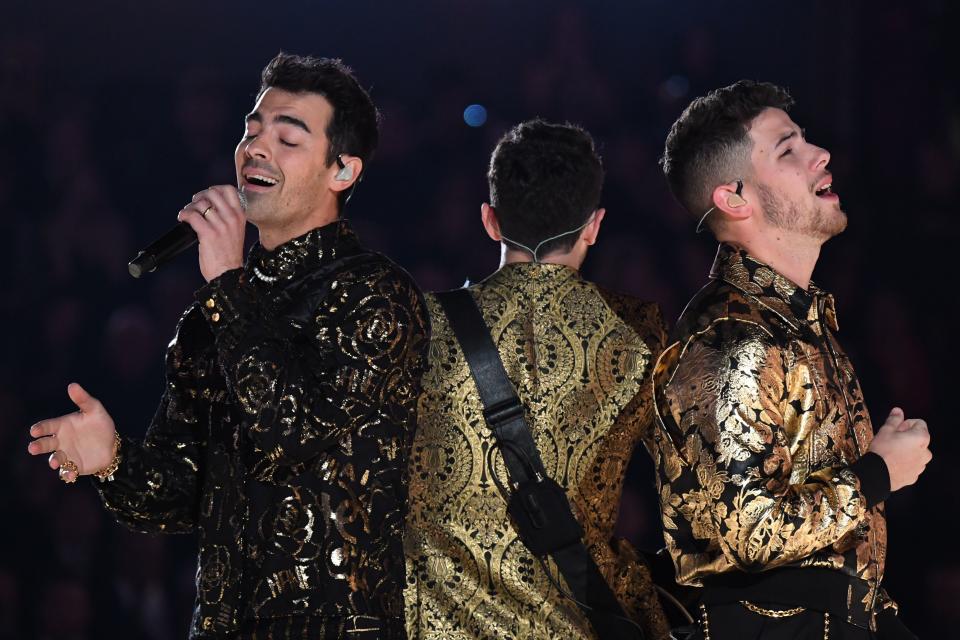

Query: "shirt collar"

xmin=245 ymin=218 xmax=361 ymax=285
xmin=710 ymin=243 xmax=839 ymax=333
xmin=483 ymin=261 xmax=581 ymax=288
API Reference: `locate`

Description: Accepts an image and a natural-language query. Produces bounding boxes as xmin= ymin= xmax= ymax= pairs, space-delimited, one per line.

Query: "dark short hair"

xmin=259 ymin=53 xmax=379 ymax=207
xmin=660 ymin=80 xmax=794 ymax=226
xmin=488 ymin=119 xmax=604 ymax=256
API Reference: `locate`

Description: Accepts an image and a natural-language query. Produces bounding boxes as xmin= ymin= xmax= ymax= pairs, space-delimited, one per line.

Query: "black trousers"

xmin=690 ymin=602 xmax=874 ymax=640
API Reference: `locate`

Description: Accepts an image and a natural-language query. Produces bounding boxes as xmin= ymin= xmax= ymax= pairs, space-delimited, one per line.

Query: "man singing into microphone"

xmin=27 ymin=53 xmax=429 ymax=639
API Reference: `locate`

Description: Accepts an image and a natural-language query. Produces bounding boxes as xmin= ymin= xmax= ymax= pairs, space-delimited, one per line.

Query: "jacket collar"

xmin=245 ymin=218 xmax=361 ymax=285
xmin=710 ymin=243 xmax=838 ymax=334
xmin=475 ymin=262 xmax=583 ymax=297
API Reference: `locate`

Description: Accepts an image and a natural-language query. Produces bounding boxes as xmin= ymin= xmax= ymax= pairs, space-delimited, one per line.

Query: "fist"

xmin=868 ymin=408 xmax=932 ymax=492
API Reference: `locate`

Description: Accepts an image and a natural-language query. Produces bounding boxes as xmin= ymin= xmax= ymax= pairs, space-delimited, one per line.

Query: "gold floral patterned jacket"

xmin=404 ymin=263 xmax=670 ymax=639
xmin=648 ymin=244 xmax=895 ymax=629
xmin=96 ymin=220 xmax=429 ymax=639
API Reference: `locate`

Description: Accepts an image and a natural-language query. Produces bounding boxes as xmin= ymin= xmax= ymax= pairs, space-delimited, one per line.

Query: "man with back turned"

xmin=28 ymin=53 xmax=429 ymax=638
xmin=404 ymin=119 xmax=670 ymax=639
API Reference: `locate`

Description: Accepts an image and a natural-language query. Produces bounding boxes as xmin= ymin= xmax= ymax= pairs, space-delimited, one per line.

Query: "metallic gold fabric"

xmin=404 ymin=263 xmax=670 ymax=639
xmin=96 ymin=220 xmax=429 ymax=639
xmin=648 ymin=244 xmax=892 ymax=629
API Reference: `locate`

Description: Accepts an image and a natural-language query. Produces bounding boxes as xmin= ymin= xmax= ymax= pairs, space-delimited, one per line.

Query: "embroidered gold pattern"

xmin=648 ymin=244 xmax=893 ymax=630
xmin=405 ymin=263 xmax=670 ymax=639
xmin=95 ymin=220 xmax=428 ymax=638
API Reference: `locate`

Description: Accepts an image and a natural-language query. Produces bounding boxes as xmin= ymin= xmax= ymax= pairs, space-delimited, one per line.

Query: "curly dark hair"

xmin=660 ymin=80 xmax=794 ymax=227
xmin=259 ymin=52 xmax=380 ymax=208
xmin=488 ymin=119 xmax=604 ymax=257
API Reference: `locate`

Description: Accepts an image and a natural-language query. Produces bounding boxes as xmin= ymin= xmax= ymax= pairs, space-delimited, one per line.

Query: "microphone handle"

xmin=128 ymin=222 xmax=199 ymax=278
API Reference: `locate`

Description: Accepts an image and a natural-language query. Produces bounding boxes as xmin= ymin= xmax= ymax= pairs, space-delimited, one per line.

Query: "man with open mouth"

xmin=648 ymin=80 xmax=930 ymax=639
xmin=28 ymin=53 xmax=429 ymax=639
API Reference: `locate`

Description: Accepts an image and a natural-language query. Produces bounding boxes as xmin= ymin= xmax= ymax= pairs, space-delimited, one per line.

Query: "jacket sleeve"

xmin=95 ymin=314 xmax=205 ymax=534
xmin=195 ymin=263 xmax=429 ymax=467
xmin=657 ymin=319 xmax=877 ymax=572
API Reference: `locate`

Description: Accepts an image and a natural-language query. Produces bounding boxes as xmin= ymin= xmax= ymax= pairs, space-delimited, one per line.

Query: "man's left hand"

xmin=178 ymin=185 xmax=247 ymax=282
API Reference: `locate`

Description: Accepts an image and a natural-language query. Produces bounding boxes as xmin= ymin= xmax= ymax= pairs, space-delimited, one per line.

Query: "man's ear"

xmin=481 ymin=203 xmax=502 ymax=242
xmin=711 ymin=181 xmax=752 ymax=222
xmin=328 ymin=155 xmax=363 ymax=193
xmin=581 ymin=208 xmax=606 ymax=246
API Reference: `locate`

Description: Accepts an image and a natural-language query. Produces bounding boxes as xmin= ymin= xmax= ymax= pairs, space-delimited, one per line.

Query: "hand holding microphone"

xmin=128 ymin=185 xmax=247 ymax=281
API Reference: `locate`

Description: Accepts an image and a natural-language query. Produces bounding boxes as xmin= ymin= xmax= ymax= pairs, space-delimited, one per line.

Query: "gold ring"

xmin=59 ymin=458 xmax=79 ymax=484
xmin=201 ymin=205 xmax=214 ymax=218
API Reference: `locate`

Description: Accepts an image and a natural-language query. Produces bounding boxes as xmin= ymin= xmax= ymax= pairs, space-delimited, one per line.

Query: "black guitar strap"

xmin=436 ymin=288 xmax=644 ymax=640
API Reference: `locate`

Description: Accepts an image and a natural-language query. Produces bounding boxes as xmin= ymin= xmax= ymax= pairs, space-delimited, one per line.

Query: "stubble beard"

xmin=238 ymin=188 xmax=272 ymax=226
xmin=757 ymin=183 xmax=847 ymax=240
xmin=237 ymin=189 xmax=249 ymax=213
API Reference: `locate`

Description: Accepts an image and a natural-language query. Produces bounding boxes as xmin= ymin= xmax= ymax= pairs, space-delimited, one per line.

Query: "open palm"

xmin=28 ymin=383 xmax=118 ymax=482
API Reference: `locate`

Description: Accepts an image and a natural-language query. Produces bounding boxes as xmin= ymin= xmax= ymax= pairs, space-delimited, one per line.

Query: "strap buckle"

xmin=482 ymin=398 xmax=524 ymax=428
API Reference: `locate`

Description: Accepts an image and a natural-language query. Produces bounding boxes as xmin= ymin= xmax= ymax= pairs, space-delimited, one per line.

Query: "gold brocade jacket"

xmin=96 ymin=220 xmax=429 ymax=639
xmin=404 ymin=263 xmax=671 ymax=640
xmin=648 ymin=244 xmax=895 ymax=628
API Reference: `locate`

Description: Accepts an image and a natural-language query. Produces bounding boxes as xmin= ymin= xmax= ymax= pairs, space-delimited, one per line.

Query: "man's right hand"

xmin=27 ymin=383 xmax=118 ymax=483
xmin=868 ymin=407 xmax=932 ymax=492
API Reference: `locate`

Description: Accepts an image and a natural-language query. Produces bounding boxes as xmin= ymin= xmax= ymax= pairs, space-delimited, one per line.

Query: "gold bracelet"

xmin=93 ymin=432 xmax=122 ymax=482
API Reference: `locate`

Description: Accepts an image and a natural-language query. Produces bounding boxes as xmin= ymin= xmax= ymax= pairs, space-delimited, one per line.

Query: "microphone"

xmin=127 ymin=223 xmax=198 ymax=278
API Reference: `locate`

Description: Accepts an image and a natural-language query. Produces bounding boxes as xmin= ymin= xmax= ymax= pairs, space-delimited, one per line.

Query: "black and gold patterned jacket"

xmin=648 ymin=243 xmax=895 ymax=629
xmin=404 ymin=263 xmax=671 ymax=639
xmin=96 ymin=219 xmax=429 ymax=639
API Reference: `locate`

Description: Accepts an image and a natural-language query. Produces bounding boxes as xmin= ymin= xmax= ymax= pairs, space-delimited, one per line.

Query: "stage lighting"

xmin=463 ymin=104 xmax=488 ymax=127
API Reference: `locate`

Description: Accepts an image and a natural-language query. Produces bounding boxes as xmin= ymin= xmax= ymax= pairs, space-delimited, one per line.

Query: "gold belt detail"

xmin=700 ymin=604 xmax=830 ymax=639
xmin=739 ymin=600 xmax=806 ymax=617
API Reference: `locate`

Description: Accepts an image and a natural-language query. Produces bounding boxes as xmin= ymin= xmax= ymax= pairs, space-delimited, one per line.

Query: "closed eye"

xmin=780 ymin=148 xmax=793 ymax=158
xmin=280 ymin=139 xmax=298 ymax=148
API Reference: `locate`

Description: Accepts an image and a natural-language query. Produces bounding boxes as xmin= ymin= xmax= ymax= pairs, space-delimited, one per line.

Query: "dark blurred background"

xmin=2 ymin=0 xmax=956 ymax=637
